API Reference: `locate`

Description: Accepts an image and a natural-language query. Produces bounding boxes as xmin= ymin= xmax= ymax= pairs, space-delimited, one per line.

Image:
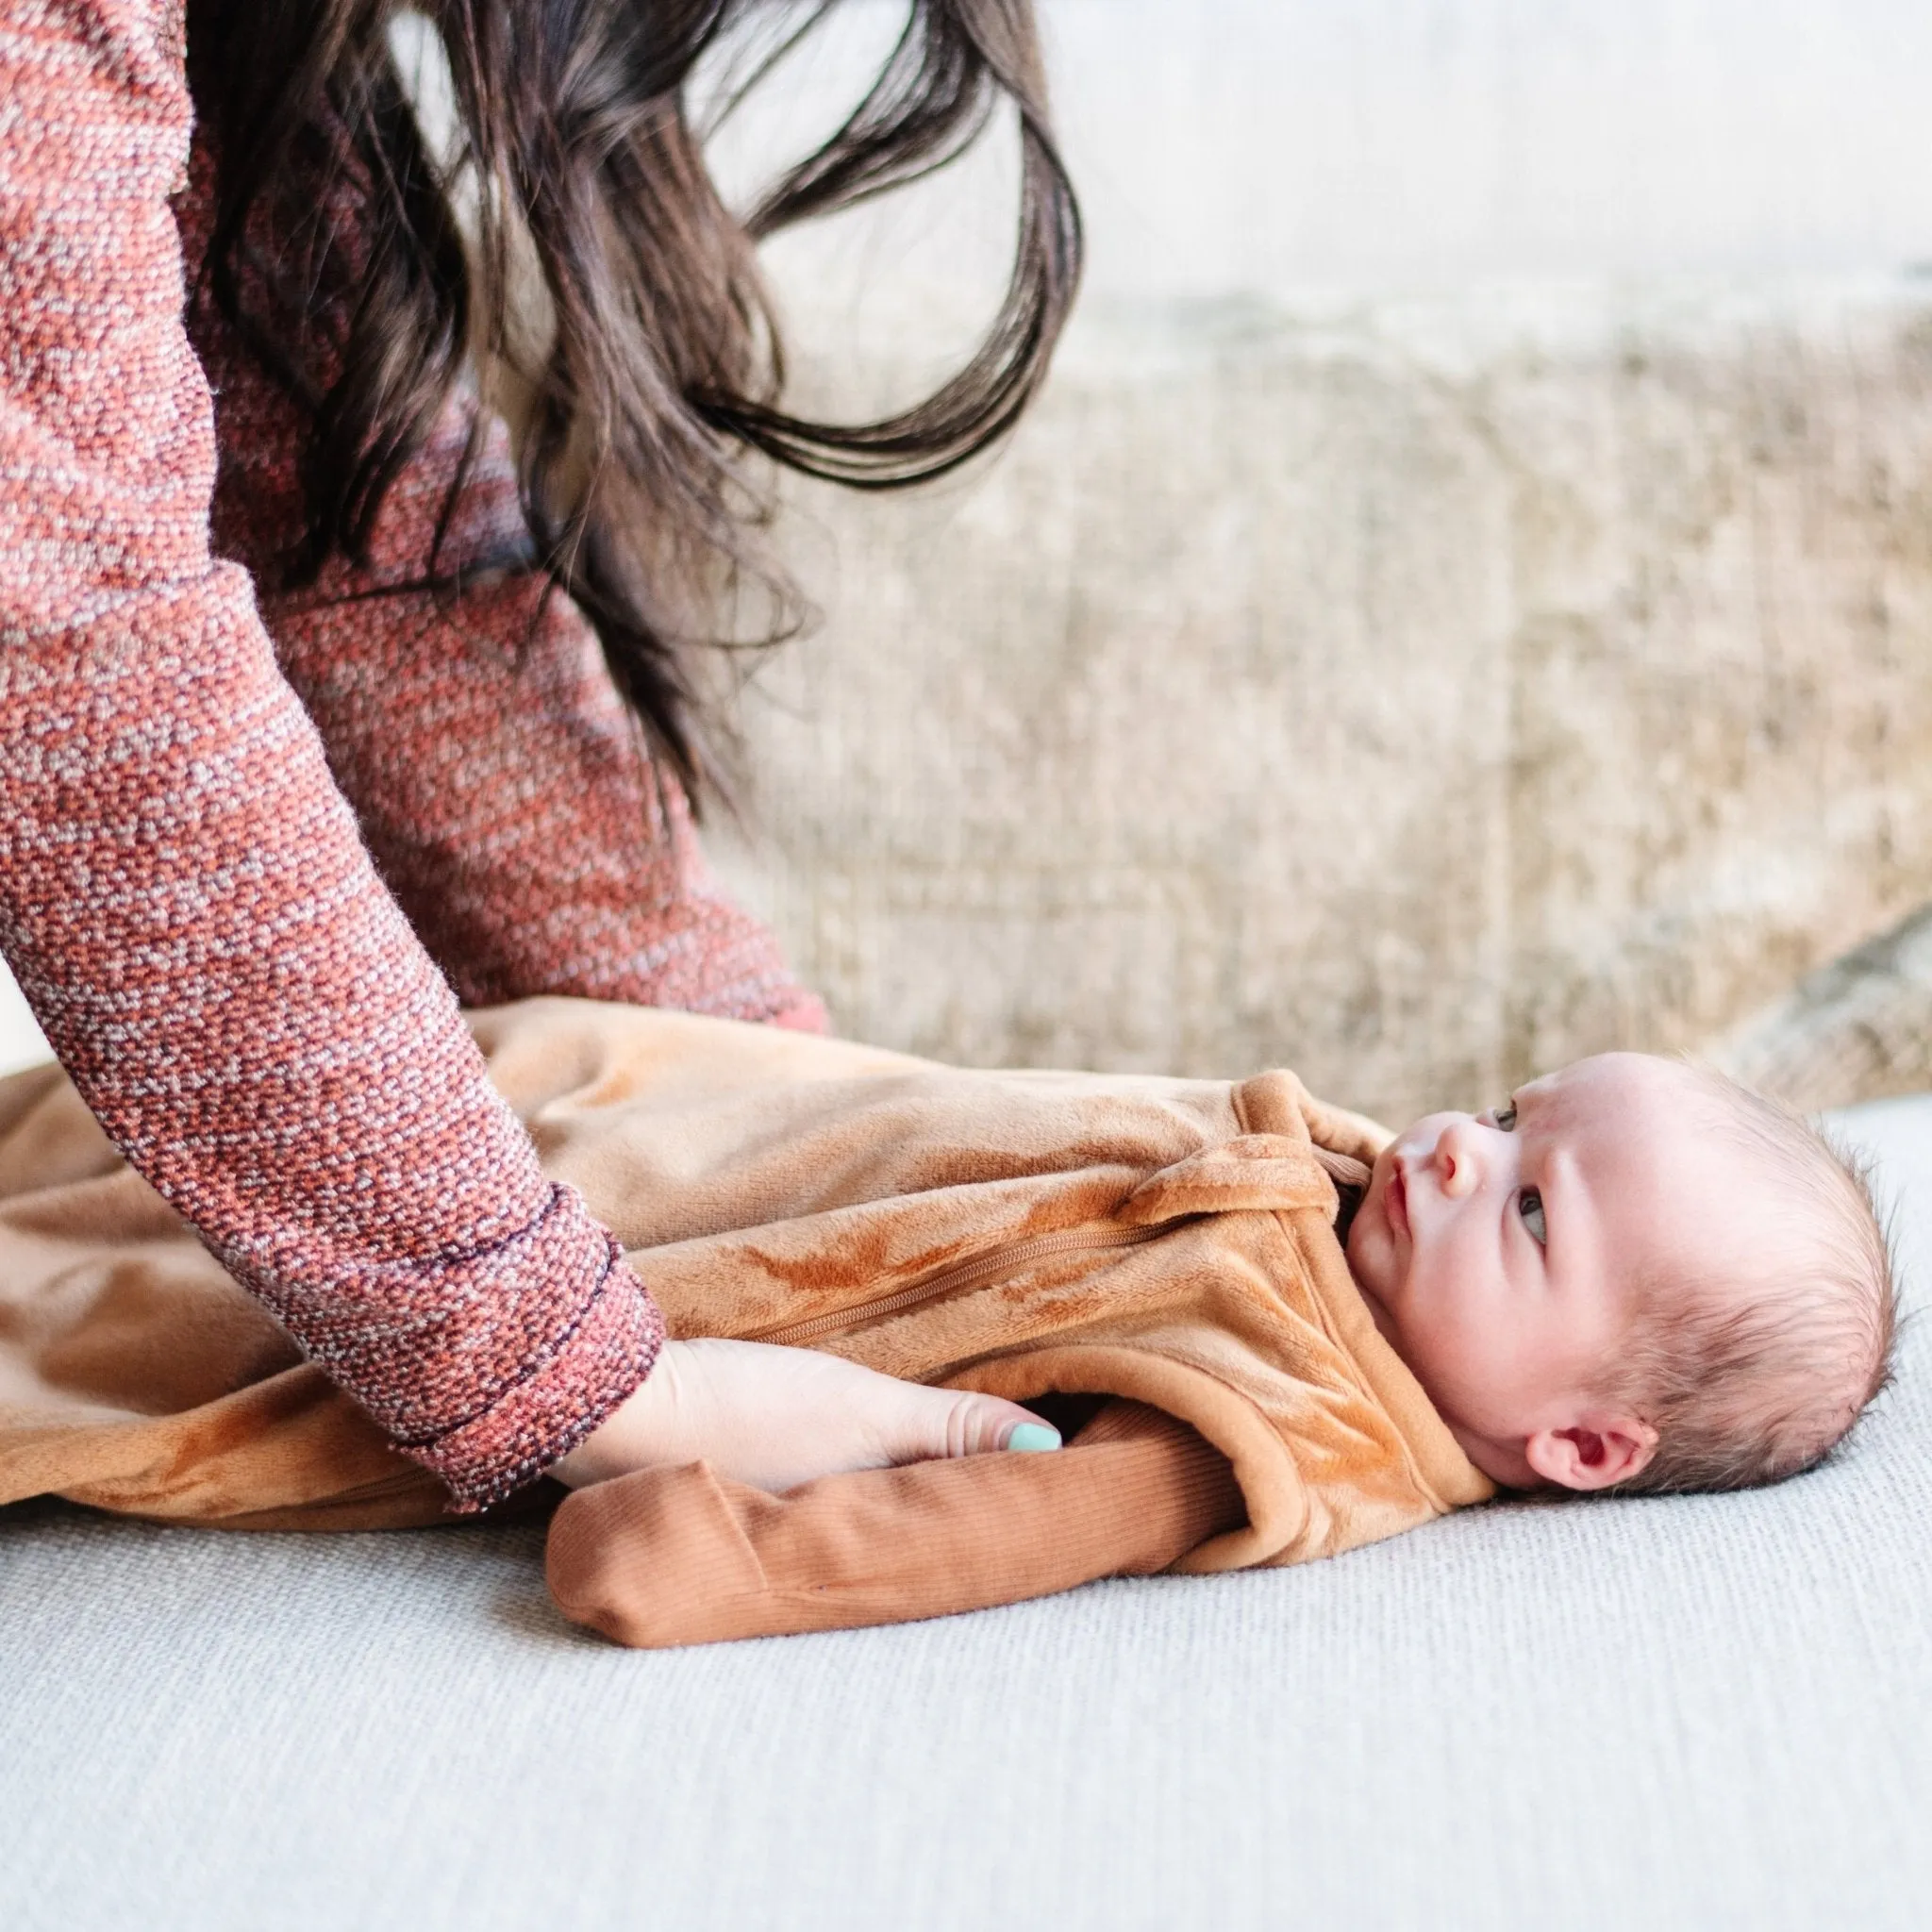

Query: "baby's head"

xmin=1345 ymin=1052 xmax=1895 ymax=1493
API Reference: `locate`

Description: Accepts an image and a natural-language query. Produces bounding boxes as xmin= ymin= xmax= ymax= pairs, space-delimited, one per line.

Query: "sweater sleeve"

xmin=0 ymin=0 xmax=662 ymax=1507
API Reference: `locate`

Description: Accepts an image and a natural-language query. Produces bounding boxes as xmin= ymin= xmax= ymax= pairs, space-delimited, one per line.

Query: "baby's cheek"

xmin=1345 ymin=1220 xmax=1394 ymax=1306
xmin=1343 ymin=1214 xmax=1374 ymax=1279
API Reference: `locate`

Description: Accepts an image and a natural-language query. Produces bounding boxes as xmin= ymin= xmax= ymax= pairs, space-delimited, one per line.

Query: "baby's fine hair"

xmin=1607 ymin=1061 xmax=1897 ymax=1495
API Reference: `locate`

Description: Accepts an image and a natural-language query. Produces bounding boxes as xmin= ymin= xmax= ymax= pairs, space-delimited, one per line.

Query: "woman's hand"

xmin=549 ymin=1338 xmax=1060 ymax=1494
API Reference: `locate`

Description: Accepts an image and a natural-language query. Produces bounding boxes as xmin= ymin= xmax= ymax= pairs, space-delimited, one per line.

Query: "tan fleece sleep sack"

xmin=0 ymin=998 xmax=1490 ymax=1644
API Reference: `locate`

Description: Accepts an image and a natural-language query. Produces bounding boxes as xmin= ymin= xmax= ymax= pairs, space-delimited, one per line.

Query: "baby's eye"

xmin=1517 ymin=1186 xmax=1546 ymax=1245
xmin=1491 ymin=1103 xmax=1518 ymax=1131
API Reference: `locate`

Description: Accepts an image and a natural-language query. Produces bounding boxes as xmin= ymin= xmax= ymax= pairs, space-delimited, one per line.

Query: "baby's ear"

xmin=1525 ymin=1416 xmax=1657 ymax=1491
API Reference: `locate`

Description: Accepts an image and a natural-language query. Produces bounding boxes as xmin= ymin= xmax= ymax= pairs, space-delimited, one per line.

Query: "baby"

xmin=1344 ymin=1052 xmax=1897 ymax=1495
xmin=543 ymin=1042 xmax=1906 ymax=1646
xmin=2 ymin=1000 xmax=1904 ymax=1650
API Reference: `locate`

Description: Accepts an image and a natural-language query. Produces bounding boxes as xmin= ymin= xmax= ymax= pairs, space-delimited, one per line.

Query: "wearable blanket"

xmin=0 ymin=999 xmax=1491 ymax=1645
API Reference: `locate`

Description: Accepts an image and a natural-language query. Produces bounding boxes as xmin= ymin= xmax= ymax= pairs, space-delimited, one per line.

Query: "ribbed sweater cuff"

xmin=403 ymin=1256 xmax=666 ymax=1510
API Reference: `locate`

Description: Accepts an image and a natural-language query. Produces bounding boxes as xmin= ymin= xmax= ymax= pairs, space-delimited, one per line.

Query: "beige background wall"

xmin=719 ymin=286 xmax=1932 ymax=1123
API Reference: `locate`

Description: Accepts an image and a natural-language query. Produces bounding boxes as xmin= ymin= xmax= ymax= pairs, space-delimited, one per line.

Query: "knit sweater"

xmin=0 ymin=0 xmax=823 ymax=1505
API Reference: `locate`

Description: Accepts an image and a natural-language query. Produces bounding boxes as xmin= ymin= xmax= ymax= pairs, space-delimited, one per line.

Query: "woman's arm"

xmin=0 ymin=0 xmax=663 ymax=1506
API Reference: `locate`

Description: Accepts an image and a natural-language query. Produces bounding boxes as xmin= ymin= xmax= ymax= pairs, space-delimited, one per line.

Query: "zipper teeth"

xmin=753 ymin=1221 xmax=1175 ymax=1347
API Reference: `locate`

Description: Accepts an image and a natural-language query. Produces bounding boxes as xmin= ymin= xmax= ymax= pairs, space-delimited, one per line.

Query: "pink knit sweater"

xmin=0 ymin=1 xmax=824 ymax=1505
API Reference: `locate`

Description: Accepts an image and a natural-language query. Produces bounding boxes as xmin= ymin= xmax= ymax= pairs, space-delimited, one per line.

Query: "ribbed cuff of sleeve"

xmin=399 ymin=1244 xmax=667 ymax=1511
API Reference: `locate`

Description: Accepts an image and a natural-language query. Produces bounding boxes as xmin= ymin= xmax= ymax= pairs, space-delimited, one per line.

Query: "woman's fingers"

xmin=551 ymin=1338 xmax=1060 ymax=1494
xmin=872 ymin=1383 xmax=1061 ymax=1467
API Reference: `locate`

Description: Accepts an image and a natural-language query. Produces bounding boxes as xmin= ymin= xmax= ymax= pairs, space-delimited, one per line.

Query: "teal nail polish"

xmin=1005 ymin=1422 xmax=1062 ymax=1453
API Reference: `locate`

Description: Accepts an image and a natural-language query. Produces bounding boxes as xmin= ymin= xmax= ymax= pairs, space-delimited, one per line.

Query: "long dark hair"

xmin=185 ymin=0 xmax=1081 ymax=795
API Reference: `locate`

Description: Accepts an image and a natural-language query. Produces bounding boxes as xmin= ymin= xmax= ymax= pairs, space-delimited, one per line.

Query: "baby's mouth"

xmin=1384 ymin=1161 xmax=1410 ymax=1242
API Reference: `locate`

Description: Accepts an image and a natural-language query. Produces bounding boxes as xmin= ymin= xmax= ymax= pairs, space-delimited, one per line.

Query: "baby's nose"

xmin=1434 ymin=1119 xmax=1485 ymax=1198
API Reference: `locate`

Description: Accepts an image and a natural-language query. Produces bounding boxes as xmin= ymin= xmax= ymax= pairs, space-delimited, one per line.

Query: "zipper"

xmin=751 ymin=1219 xmax=1187 ymax=1347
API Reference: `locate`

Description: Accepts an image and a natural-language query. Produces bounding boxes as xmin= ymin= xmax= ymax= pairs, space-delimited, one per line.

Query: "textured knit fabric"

xmin=0 ymin=0 xmax=820 ymax=1506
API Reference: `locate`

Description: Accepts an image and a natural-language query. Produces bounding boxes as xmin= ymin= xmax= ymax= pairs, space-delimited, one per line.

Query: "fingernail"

xmin=1005 ymin=1422 xmax=1062 ymax=1453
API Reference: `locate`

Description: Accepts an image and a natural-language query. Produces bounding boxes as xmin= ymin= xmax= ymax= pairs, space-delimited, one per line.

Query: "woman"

xmin=0 ymin=0 xmax=1079 ymax=1507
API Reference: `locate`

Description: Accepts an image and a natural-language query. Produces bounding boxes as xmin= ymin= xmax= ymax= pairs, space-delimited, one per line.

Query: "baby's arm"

xmin=546 ymin=1401 xmax=1246 ymax=1648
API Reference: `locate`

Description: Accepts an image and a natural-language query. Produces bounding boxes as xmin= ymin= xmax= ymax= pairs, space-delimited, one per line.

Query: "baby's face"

xmin=1345 ymin=1052 xmax=1756 ymax=1483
